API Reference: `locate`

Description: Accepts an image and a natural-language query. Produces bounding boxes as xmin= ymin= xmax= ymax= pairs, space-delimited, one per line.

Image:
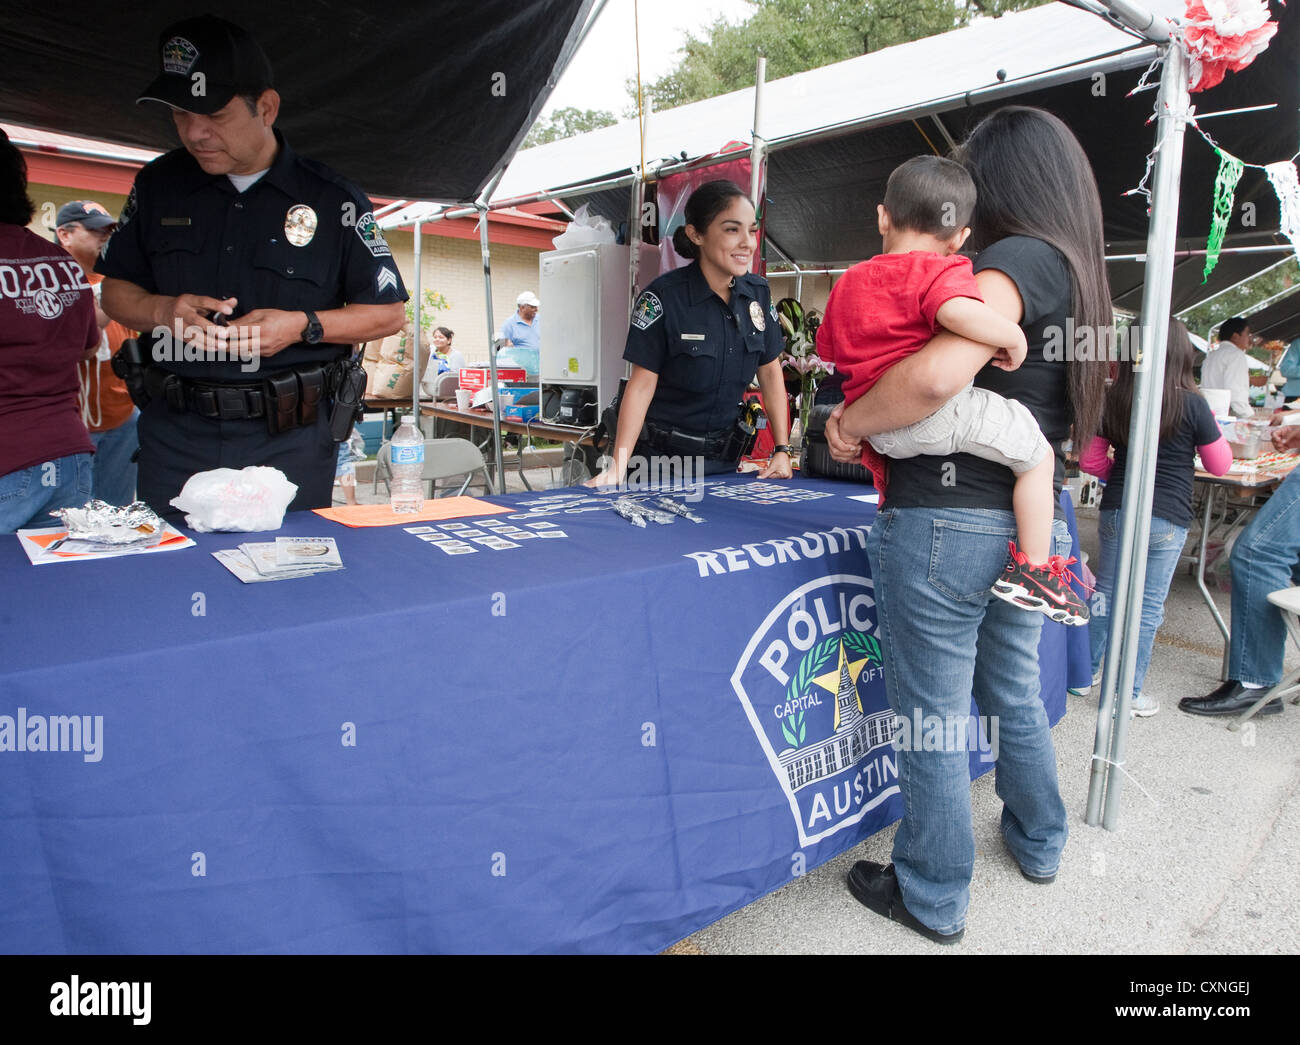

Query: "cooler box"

xmin=459 ymin=367 xmax=528 ymax=393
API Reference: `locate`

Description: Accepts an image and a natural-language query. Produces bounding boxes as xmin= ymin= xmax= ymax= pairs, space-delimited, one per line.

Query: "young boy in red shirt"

xmin=817 ymin=155 xmax=1087 ymax=624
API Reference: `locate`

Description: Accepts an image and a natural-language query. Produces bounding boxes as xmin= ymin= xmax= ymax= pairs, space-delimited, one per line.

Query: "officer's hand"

xmin=227 ymin=309 xmax=305 ymax=358
xmin=758 ymin=450 xmax=793 ymax=479
xmin=825 ymin=402 xmax=864 ymax=463
xmin=1271 ymin=424 xmax=1300 ymax=453
xmin=585 ymin=466 xmax=622 ymax=489
xmin=166 ymin=295 xmax=238 ymax=354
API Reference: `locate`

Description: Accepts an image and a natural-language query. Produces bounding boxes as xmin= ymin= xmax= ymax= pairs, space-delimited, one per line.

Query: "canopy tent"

xmin=0 ymin=0 xmax=596 ymax=203
xmin=1245 ymin=284 xmax=1300 ymax=344
xmin=488 ymin=0 xmax=1298 ymax=313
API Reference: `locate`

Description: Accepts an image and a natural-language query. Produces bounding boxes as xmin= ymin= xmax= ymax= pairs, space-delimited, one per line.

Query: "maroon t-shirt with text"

xmin=0 ymin=224 xmax=99 ymax=477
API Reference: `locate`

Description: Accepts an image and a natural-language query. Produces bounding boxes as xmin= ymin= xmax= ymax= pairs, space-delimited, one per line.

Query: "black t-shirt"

xmin=886 ymin=235 xmax=1072 ymax=512
xmin=1098 ymin=392 xmax=1221 ymax=528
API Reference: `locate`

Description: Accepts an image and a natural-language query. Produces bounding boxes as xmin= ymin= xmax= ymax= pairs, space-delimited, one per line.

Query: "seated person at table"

xmin=1081 ymin=318 xmax=1232 ymax=717
xmin=816 ymin=155 xmax=1087 ymax=625
xmin=1180 ymin=418 xmax=1300 ymax=717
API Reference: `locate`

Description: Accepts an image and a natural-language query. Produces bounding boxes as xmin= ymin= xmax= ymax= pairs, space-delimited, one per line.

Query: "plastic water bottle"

xmin=389 ymin=416 xmax=425 ymax=513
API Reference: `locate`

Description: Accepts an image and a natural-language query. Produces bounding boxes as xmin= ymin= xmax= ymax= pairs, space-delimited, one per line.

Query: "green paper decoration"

xmin=1203 ymin=148 xmax=1244 ymax=284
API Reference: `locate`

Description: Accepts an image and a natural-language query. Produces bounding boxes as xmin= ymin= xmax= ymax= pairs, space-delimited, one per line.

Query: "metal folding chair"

xmin=373 ymin=437 xmax=492 ymax=499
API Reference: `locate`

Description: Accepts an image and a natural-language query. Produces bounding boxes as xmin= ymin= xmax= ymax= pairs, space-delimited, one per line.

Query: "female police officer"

xmin=589 ymin=180 xmax=792 ymax=486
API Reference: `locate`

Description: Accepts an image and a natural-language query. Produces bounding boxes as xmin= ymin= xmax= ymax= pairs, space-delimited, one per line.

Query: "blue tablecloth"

xmin=0 ymin=477 xmax=1078 ymax=953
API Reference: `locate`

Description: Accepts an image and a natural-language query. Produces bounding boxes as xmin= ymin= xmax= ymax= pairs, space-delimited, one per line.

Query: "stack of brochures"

xmin=213 ymin=537 xmax=344 ymax=583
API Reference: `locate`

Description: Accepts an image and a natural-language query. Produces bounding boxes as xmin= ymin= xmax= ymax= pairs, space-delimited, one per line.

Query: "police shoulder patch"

xmin=117 ymin=186 xmax=138 ymax=230
xmin=631 ymin=291 xmax=663 ymax=331
xmin=355 ymin=212 xmax=392 ymax=258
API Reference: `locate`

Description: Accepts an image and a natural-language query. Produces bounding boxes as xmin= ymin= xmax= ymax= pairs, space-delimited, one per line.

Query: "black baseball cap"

xmin=137 ymin=15 xmax=274 ymax=116
xmin=56 ymin=200 xmax=117 ymax=230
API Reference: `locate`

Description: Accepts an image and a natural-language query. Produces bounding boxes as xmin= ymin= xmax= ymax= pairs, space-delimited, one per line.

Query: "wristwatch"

xmin=772 ymin=444 xmax=792 ymax=456
xmin=301 ymin=310 xmax=324 ymax=344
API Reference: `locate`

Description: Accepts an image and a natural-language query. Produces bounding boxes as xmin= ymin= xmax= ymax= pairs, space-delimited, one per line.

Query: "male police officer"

xmin=98 ymin=15 xmax=406 ymax=513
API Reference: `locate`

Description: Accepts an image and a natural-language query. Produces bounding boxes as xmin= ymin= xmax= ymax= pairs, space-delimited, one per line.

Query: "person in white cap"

xmin=496 ymin=291 xmax=540 ymax=378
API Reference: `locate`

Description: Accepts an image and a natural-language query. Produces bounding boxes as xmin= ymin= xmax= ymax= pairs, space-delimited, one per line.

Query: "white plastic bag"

xmin=551 ymin=203 xmax=617 ymax=249
xmin=170 ymin=466 xmax=298 ymax=532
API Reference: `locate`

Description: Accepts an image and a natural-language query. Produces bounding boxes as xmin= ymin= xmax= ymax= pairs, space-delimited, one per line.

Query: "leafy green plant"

xmin=402 ymin=289 xmax=451 ymax=346
xmin=777 ymin=298 xmax=833 ymax=449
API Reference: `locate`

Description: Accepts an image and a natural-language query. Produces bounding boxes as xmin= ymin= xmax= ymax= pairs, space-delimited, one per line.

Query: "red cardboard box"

xmin=459 ymin=367 xmax=528 ymax=392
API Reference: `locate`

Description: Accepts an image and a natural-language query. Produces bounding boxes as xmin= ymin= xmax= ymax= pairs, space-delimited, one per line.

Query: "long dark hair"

xmin=0 ymin=129 xmax=35 ymax=227
xmin=670 ymin=179 xmax=751 ymax=259
xmin=434 ymin=326 xmax=454 ymax=342
xmin=955 ymin=106 xmax=1111 ymax=448
xmin=1102 ymin=317 xmax=1201 ymax=446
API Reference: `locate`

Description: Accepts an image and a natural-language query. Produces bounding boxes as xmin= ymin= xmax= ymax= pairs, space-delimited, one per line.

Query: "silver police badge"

xmin=749 ymin=300 xmax=766 ymax=331
xmin=284 ymin=205 xmax=318 ymax=247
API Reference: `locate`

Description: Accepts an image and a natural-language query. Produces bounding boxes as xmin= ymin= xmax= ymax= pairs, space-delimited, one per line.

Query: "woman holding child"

xmin=824 ymin=106 xmax=1111 ymax=943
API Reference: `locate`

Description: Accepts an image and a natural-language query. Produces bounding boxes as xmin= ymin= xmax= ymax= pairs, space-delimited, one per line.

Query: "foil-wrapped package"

xmin=51 ymin=500 xmax=166 ymax=545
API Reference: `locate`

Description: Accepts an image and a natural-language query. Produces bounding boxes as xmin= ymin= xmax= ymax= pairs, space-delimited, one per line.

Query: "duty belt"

xmin=641 ymin=421 xmax=734 ymax=460
xmin=143 ymin=363 xmax=329 ymax=435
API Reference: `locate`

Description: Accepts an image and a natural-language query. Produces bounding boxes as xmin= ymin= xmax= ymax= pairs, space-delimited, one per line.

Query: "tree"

xmin=523 ymin=107 xmax=619 ymax=148
xmin=1178 ymin=259 xmax=1299 ymax=350
xmin=628 ymin=0 xmax=1048 ymax=112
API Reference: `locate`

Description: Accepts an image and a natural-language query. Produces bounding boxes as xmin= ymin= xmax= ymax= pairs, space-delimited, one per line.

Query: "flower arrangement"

xmin=776 ymin=297 xmax=833 ymax=448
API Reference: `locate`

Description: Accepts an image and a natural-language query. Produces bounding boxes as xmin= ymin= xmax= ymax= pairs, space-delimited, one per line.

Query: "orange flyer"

xmin=313 ymin=496 xmax=511 ymax=528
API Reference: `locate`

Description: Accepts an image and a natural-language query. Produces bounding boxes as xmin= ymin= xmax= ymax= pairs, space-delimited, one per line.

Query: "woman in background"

xmin=1081 ymin=318 xmax=1232 ymax=717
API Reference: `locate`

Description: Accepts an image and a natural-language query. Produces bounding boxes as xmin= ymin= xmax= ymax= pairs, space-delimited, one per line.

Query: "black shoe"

xmin=1003 ymin=836 xmax=1056 ymax=883
xmin=846 ymin=861 xmax=963 ymax=945
xmin=1178 ymin=681 xmax=1283 ymax=717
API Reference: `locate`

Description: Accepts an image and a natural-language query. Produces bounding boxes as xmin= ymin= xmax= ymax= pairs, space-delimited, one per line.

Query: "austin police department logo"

xmin=33 ymin=289 xmax=63 ymax=319
xmin=749 ymin=300 xmax=765 ymax=331
xmin=630 ymin=291 xmax=662 ymax=330
xmin=355 ymin=212 xmax=392 ymax=257
xmin=284 ymin=204 xmax=318 ymax=246
xmin=731 ymin=574 xmax=898 ymax=847
xmin=162 ymin=36 xmax=200 ymax=75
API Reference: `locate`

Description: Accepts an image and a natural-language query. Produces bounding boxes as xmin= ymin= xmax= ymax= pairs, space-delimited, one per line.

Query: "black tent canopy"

xmin=1245 ymin=285 xmax=1300 ymax=343
xmin=0 ymin=0 xmax=595 ymax=202
xmin=496 ymin=1 xmax=1298 ymax=314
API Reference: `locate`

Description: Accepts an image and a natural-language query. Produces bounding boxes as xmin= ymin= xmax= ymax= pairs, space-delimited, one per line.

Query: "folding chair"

xmin=373 ymin=437 xmax=492 ymax=498
xmin=1231 ymin=585 xmax=1300 ymax=729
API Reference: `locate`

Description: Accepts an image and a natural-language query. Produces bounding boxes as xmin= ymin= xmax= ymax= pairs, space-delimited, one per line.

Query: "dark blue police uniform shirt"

xmin=623 ymin=260 xmax=783 ymax=435
xmin=97 ymin=129 xmax=408 ymax=382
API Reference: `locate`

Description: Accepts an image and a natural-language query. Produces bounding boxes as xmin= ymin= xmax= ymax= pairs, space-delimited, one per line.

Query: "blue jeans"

xmin=89 ymin=408 xmax=140 ymax=506
xmin=0 ymin=454 xmax=94 ymax=533
xmin=1229 ymin=468 xmax=1300 ymax=686
xmin=1089 ymin=511 xmax=1188 ymax=699
xmin=866 ymin=506 xmax=1070 ymax=934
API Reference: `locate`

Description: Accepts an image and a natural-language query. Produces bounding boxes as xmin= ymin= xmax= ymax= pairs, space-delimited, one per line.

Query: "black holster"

xmin=110 ymin=337 xmax=152 ymax=409
xmin=327 ymin=355 xmax=367 ymax=441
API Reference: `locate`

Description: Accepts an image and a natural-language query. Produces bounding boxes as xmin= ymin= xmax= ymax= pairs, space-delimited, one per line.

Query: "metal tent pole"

xmin=1086 ymin=21 xmax=1188 ymax=829
xmin=477 ymin=170 xmax=507 ymax=492
xmin=750 ymin=56 xmax=767 ymax=218
xmin=411 ymin=217 xmax=422 ymax=430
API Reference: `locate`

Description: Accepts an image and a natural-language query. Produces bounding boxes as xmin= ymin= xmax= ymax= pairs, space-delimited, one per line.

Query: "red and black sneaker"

xmin=991 ymin=541 xmax=1089 ymax=626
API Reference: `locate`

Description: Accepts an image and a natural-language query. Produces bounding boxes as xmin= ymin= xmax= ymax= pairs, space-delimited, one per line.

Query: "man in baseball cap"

xmin=497 ymin=291 xmax=541 ymax=378
xmin=55 ymin=201 xmax=138 ymax=505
